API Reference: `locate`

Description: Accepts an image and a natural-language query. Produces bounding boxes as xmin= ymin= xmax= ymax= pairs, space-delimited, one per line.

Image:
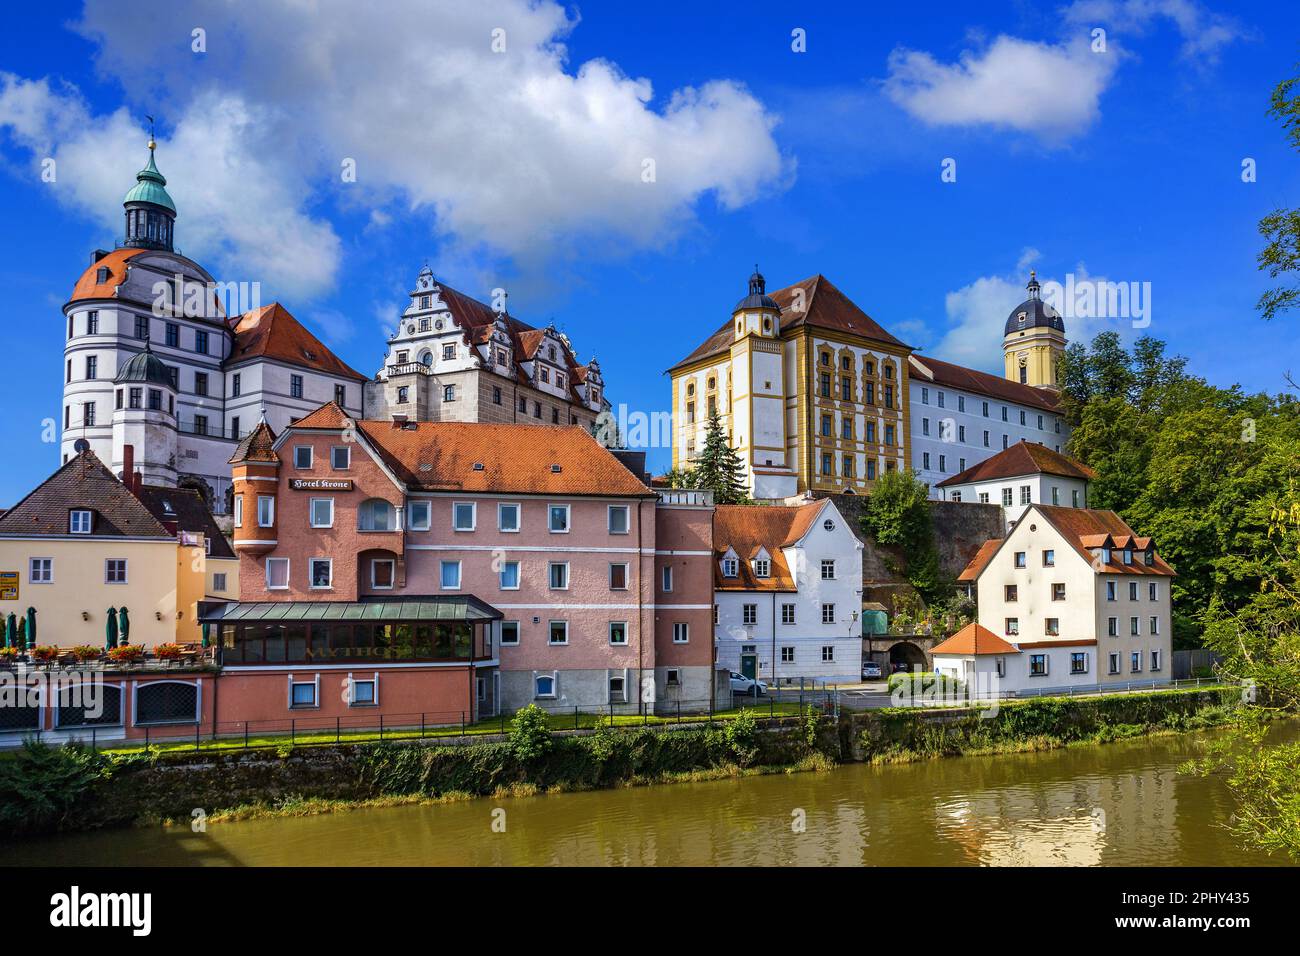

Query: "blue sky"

xmin=0 ymin=0 xmax=1297 ymax=503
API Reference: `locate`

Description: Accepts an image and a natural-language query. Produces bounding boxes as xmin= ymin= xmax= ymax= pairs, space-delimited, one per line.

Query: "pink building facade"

xmin=201 ymin=403 xmax=715 ymax=722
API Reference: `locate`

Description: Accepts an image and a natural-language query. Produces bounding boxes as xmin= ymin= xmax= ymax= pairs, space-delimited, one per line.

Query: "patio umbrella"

xmin=5 ymin=613 xmax=14 ymax=650
xmin=105 ymin=608 xmax=119 ymax=649
xmin=201 ymin=622 xmax=210 ymax=648
xmin=25 ymin=607 xmax=36 ymax=649
xmin=0 ymin=616 xmax=7 ymax=649
xmin=117 ymin=607 xmax=130 ymax=645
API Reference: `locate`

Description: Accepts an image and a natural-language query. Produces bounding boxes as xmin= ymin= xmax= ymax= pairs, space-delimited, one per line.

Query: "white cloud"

xmin=1064 ymin=0 xmax=1246 ymax=64
xmin=0 ymin=0 xmax=790 ymax=301
xmin=884 ymin=35 xmax=1119 ymax=140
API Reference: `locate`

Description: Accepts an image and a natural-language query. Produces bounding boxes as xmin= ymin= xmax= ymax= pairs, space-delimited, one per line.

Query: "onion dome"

xmin=733 ymin=265 xmax=780 ymax=312
xmin=1005 ymin=271 xmax=1065 ymax=335
xmin=114 ymin=341 xmax=173 ymax=388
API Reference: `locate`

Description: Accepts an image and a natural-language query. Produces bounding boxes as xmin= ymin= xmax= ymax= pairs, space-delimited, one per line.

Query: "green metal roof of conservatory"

xmin=198 ymin=595 xmax=502 ymax=623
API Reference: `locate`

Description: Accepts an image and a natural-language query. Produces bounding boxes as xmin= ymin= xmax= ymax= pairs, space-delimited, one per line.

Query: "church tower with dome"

xmin=1002 ymin=271 xmax=1066 ymax=390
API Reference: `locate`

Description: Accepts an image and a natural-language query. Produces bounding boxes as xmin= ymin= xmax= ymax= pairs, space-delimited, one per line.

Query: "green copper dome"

xmin=123 ymin=148 xmax=176 ymax=214
xmin=115 ymin=343 xmax=174 ymax=388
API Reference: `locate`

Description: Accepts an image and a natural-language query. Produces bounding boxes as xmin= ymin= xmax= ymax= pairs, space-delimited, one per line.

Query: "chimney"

xmin=122 ymin=445 xmax=135 ymax=490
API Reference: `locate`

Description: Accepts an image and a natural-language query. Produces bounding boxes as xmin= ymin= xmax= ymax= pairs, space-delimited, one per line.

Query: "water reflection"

xmin=7 ymin=726 xmax=1287 ymax=867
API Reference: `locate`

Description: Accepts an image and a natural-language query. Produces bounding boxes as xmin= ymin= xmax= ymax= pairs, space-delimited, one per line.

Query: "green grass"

xmin=93 ymin=700 xmax=808 ymax=755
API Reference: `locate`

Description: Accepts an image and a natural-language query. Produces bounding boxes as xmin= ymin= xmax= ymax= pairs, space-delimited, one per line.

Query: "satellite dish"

xmin=73 ymin=438 xmax=91 ymax=453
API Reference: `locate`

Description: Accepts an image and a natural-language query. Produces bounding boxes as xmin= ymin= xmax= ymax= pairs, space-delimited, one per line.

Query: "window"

xmin=349 ymin=679 xmax=377 ymax=706
xmin=1072 ymin=489 xmax=1080 ymax=508
xmin=213 ymin=572 xmax=228 ymax=592
xmin=498 ymin=503 xmax=520 ymax=532
xmin=135 ymin=682 xmax=199 ymax=725
xmin=1106 ymin=580 xmax=1117 ymax=601
xmin=98 ymin=560 xmax=124 ymax=586
xmin=821 ymin=603 xmax=835 ymax=624
xmin=781 ymin=603 xmax=796 ymax=625
xmin=149 ymin=389 xmax=163 ymax=411
xmin=266 ymin=558 xmax=289 ymax=590
xmin=1149 ymin=582 xmax=1159 ymax=601
xmin=1005 ymin=617 xmax=1019 ymax=636
xmin=609 ymin=563 xmax=629 ymax=590
xmin=608 ymin=505 xmax=630 ymax=534
xmin=938 ymin=454 xmax=946 ymax=473
xmin=195 ymin=330 xmax=209 ymax=354
xmin=29 ymin=558 xmax=52 ymax=583
xmin=607 ymin=676 xmax=627 ymax=704
xmin=193 ymin=414 xmax=208 ymax=436
xmin=609 ymin=622 xmax=628 ymax=645
xmin=371 ymin=559 xmax=395 ymax=589
xmin=548 ymin=562 xmax=569 ymax=590
xmin=1129 ymin=581 xmax=1139 ymax=601
xmin=85 ymin=355 xmax=98 ymax=380
xmin=452 ymin=502 xmax=476 ymax=531
xmin=335 ymin=384 xmax=347 ymax=407
xmin=983 ymin=430 xmax=991 ymax=448
xmin=821 ymin=559 xmax=835 ymax=580
xmin=1150 ymin=616 xmax=1160 ymax=635
xmin=358 ymin=499 xmax=395 ymax=531
xmin=310 ymin=558 xmax=332 ymax=589
xmin=69 ymin=510 xmax=93 ymax=534
xmin=1004 ymin=584 xmax=1018 ymax=602
xmin=443 ymin=384 xmax=455 ymax=402
xmin=407 ymin=500 xmax=431 ymax=531
xmin=722 ymin=557 xmax=739 ymax=578
xmin=291 ymin=681 xmax=318 ymax=708
xmin=1070 ymin=652 xmax=1088 ymax=674
xmin=194 ymin=371 xmax=209 ymax=396
xmin=1051 ymin=486 xmax=1060 ymax=505
xmin=397 ymin=387 xmax=411 ymax=404
xmin=742 ymin=604 xmax=757 ymax=625
xmin=1019 ymin=485 xmax=1031 ymax=506
xmin=440 ymin=560 xmax=462 ymax=590
xmin=822 ymin=646 xmax=835 ymax=662
xmin=661 ymin=566 xmax=673 ymax=592
xmin=548 ymin=504 xmax=570 ymax=533
xmin=1014 ymin=551 xmax=1026 ymax=568
xmin=1045 ymin=618 xmax=1060 ymax=637
xmin=548 ymin=621 xmax=568 ymax=645
xmin=234 ymin=495 xmax=243 ymax=528
xmin=535 ymin=675 xmax=557 ymax=698
xmin=1150 ymin=650 xmax=1162 ymax=672
xmin=672 ymin=622 xmax=689 ymax=644
xmin=781 ymin=646 xmax=795 ymax=663
xmin=231 ymin=416 xmax=240 ymax=439
xmin=82 ymin=400 xmax=96 ymax=426
xmin=309 ymin=498 xmax=334 ymax=528
xmin=1109 ymin=653 xmax=1121 ymax=675
xmin=1130 ymin=616 xmax=1140 ymax=636
xmin=1131 ymin=652 xmax=1142 ymax=673
xmin=1052 ymin=583 xmax=1066 ymax=601
xmin=752 ymin=558 xmax=770 ymax=578
xmin=1108 ymin=617 xmax=1119 ymax=637
xmin=498 ymin=560 xmax=520 ymax=590
xmin=290 ymin=374 xmax=304 ymax=399
xmin=1029 ymin=654 xmax=1048 ymax=676
xmin=257 ymin=495 xmax=275 ymax=527
xmin=500 ymin=622 xmax=520 ymax=645
xmin=1002 ymin=488 xmax=1013 ymax=508
xmin=135 ymin=315 xmax=149 ymax=340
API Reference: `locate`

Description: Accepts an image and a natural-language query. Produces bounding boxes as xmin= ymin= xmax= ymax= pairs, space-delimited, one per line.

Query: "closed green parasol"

xmin=5 ymin=613 xmax=15 ymax=650
xmin=118 ymin=607 xmax=130 ymax=645
xmin=24 ymin=607 xmax=35 ymax=650
xmin=105 ymin=608 xmax=119 ymax=649
xmin=201 ymin=622 xmax=210 ymax=648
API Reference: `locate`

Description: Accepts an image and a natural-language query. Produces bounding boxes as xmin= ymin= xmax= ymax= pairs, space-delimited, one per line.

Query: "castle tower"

xmin=111 ymin=342 xmax=178 ymax=485
xmin=1003 ymin=271 xmax=1066 ymax=390
xmin=229 ymin=421 xmax=280 ymax=563
xmin=728 ymin=267 xmax=797 ymax=498
xmin=122 ymin=133 xmax=176 ymax=252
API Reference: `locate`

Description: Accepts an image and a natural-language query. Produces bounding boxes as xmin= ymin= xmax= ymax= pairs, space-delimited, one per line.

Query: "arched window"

xmin=535 ymin=675 xmax=556 ymax=698
xmin=135 ymin=681 xmax=199 ymax=725
xmin=359 ymin=498 xmax=396 ymax=531
xmin=418 ymin=350 xmax=433 ymax=367
xmin=57 ymin=684 xmax=124 ymax=728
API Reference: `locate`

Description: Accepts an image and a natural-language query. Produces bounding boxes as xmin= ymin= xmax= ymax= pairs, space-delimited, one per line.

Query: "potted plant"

xmin=0 ymin=646 xmax=19 ymax=666
xmin=153 ymin=643 xmax=183 ymax=664
xmin=30 ymin=645 xmax=59 ymax=665
xmin=107 ymin=644 xmax=144 ymax=666
xmin=70 ymin=645 xmax=102 ymax=664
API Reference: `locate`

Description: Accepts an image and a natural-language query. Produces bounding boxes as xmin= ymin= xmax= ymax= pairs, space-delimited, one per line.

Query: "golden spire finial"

xmin=146 ymin=114 xmax=156 ymax=151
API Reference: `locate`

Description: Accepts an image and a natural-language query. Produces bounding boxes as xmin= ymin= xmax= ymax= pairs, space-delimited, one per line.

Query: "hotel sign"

xmin=289 ymin=478 xmax=354 ymax=492
xmin=0 ymin=571 xmax=16 ymax=600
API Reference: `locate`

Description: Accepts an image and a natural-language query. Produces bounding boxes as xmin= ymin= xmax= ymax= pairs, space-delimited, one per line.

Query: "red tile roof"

xmin=1034 ymin=505 xmax=1176 ymax=577
xmin=229 ymin=303 xmax=366 ymax=381
xmin=68 ymin=248 xmax=149 ymax=303
xmin=936 ymin=441 xmax=1094 ymax=488
xmin=712 ymin=500 xmax=828 ymax=591
xmin=958 ymin=539 xmax=1002 ymax=581
xmin=910 ymin=354 xmax=1062 ymax=413
xmin=931 ymin=623 xmax=1021 ymax=656
xmin=229 ymin=421 xmax=279 ymax=464
xmin=291 ymin=402 xmax=352 ymax=430
xmin=669 ymin=274 xmax=908 ymax=372
xmin=0 ymin=450 xmax=172 ymax=539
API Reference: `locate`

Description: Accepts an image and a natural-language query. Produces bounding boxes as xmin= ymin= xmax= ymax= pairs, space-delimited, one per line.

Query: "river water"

xmin=7 ymin=728 xmax=1289 ymax=866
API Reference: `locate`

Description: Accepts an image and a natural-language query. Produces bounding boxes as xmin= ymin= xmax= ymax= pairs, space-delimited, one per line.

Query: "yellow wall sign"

xmin=0 ymin=571 xmax=17 ymax=601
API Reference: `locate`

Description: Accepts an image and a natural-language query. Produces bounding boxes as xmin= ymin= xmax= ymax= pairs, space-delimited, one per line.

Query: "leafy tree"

xmin=862 ymin=469 xmax=946 ymax=604
xmin=508 ymin=704 xmax=552 ymax=763
xmin=692 ymin=413 xmax=749 ymax=505
xmin=660 ymin=466 xmax=699 ymax=489
xmin=1257 ymin=67 xmax=1300 ymax=320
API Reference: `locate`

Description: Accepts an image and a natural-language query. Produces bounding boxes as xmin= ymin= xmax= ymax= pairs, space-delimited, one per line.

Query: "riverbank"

xmin=0 ymin=686 xmax=1244 ymax=837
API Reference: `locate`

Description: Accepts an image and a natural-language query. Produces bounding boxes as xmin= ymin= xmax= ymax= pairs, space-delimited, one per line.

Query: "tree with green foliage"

xmin=691 ymin=412 xmax=749 ymax=504
xmin=861 ymin=468 xmax=946 ymax=605
xmin=508 ymin=704 xmax=552 ymax=763
xmin=1257 ymin=66 xmax=1300 ymax=320
xmin=660 ymin=466 xmax=699 ymax=489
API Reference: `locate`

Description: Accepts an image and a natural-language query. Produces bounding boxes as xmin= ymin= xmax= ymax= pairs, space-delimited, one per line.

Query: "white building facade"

xmin=713 ymin=498 xmax=864 ymax=684
xmin=935 ymin=504 xmax=1174 ymax=694
xmin=935 ymin=440 xmax=1094 ymax=529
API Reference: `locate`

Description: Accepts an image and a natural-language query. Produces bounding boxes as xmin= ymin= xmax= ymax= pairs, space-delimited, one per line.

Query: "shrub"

xmin=508 ymin=704 xmax=552 ymax=763
xmin=30 ymin=646 xmax=59 ymax=663
xmin=107 ymin=645 xmax=144 ymax=663
xmin=723 ymin=707 xmax=759 ymax=767
xmin=0 ymin=647 xmax=20 ymax=661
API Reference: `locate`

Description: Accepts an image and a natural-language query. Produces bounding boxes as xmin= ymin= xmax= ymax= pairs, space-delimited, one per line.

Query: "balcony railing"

xmin=178 ymin=420 xmax=244 ymax=440
xmin=387 ymin=362 xmax=435 ymax=376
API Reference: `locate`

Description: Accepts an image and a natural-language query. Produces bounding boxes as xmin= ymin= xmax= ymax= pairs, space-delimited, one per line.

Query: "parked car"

xmin=729 ymin=671 xmax=768 ymax=697
xmin=861 ymin=661 xmax=883 ymax=680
